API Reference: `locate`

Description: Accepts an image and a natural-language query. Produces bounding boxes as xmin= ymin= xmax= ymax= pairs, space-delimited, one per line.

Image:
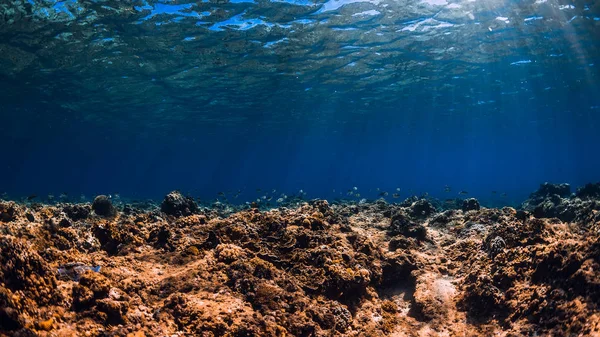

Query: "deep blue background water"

xmin=2 ymin=69 xmax=599 ymax=205
xmin=1 ymin=0 xmax=599 ymax=206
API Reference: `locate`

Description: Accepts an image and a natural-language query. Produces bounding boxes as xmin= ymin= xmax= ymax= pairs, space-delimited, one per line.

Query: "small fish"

xmin=276 ymin=197 xmax=284 ymax=203
xmin=379 ymin=191 xmax=388 ymax=197
xmin=396 ymin=188 xmax=401 ymax=192
xmin=80 ymin=194 xmax=86 ymax=201
xmin=217 ymin=192 xmax=225 ymax=197
xmin=459 ymin=191 xmax=469 ymax=195
xmin=299 ymin=189 xmax=304 ymax=194
xmin=491 ymin=191 xmax=497 ymax=194
xmin=27 ymin=195 xmax=37 ymax=201
xmin=355 ymin=193 xmax=361 ymax=197
xmin=262 ymin=195 xmax=267 ymax=200
xmin=48 ymin=194 xmax=55 ymax=200
xmin=271 ymin=189 xmax=276 ymax=193
xmin=57 ymin=262 xmax=101 ymax=282
xmin=392 ymin=193 xmax=400 ymax=198
xmin=267 ymin=197 xmax=273 ymax=201
xmin=445 ymin=199 xmax=454 ymax=204
xmin=353 ymin=186 xmax=358 ymax=191
xmin=444 ymin=185 xmax=451 ymax=192
xmin=59 ymin=192 xmax=68 ymax=199
xmin=256 ymin=189 xmax=262 ymax=192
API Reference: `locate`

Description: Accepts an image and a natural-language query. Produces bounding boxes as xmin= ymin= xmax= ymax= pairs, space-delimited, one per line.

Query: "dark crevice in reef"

xmin=0 ymin=183 xmax=599 ymax=336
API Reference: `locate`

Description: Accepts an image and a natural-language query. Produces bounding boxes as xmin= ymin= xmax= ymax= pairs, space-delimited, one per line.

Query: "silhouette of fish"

xmin=57 ymin=262 xmax=101 ymax=282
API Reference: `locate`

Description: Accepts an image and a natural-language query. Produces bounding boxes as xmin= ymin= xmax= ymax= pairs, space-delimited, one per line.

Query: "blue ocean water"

xmin=0 ymin=0 xmax=599 ymax=205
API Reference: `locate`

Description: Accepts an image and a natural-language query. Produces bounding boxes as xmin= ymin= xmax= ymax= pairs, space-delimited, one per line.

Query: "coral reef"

xmin=461 ymin=198 xmax=480 ymax=212
xmin=160 ymin=191 xmax=199 ymax=217
xmin=63 ymin=204 xmax=90 ymax=221
xmin=0 ymin=183 xmax=599 ymax=336
xmin=522 ymin=182 xmax=600 ymax=223
xmin=92 ymin=195 xmax=116 ymax=217
xmin=577 ymin=182 xmax=600 ymax=199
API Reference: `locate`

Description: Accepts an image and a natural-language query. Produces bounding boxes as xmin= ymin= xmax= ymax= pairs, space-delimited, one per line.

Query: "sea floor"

xmin=1 ymin=183 xmax=599 ymax=336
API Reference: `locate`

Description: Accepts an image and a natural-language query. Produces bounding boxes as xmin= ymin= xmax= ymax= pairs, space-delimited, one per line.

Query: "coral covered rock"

xmin=0 ymin=201 xmax=18 ymax=222
xmin=0 ymin=237 xmax=62 ymax=332
xmin=576 ymin=182 xmax=600 ymax=199
xmin=92 ymin=195 xmax=116 ymax=217
xmin=160 ymin=191 xmax=199 ymax=217
xmin=389 ymin=211 xmax=427 ymax=240
xmin=533 ymin=182 xmax=572 ymax=198
xmin=521 ymin=182 xmax=600 ymax=223
xmin=63 ymin=204 xmax=90 ymax=220
xmin=410 ymin=199 xmax=437 ymax=218
xmin=461 ymin=198 xmax=480 ymax=212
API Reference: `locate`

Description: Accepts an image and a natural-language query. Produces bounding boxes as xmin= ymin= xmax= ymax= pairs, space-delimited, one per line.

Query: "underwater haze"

xmin=1 ymin=0 xmax=599 ymax=204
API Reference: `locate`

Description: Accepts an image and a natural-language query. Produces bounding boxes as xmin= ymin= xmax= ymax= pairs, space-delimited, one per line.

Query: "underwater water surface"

xmin=0 ymin=0 xmax=599 ymax=204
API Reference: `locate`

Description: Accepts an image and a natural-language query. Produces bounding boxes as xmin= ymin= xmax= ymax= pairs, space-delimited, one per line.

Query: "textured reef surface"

xmin=1 ymin=184 xmax=600 ymax=336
